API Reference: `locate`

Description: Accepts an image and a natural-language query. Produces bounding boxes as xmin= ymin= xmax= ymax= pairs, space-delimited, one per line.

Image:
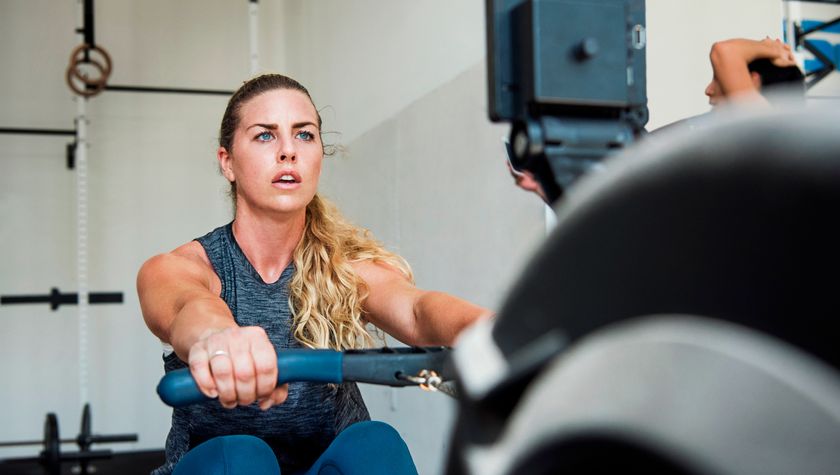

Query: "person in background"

xmin=705 ymin=37 xmax=804 ymax=107
xmin=651 ymin=37 xmax=805 ymax=137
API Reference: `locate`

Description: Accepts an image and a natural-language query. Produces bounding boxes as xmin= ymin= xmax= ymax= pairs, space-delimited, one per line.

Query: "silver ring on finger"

xmin=210 ymin=349 xmax=229 ymax=360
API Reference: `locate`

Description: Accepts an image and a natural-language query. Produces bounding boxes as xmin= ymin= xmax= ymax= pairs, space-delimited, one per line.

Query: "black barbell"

xmin=0 ymin=403 xmax=137 ymax=475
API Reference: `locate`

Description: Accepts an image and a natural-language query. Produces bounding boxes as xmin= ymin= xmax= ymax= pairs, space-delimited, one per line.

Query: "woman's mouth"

xmin=272 ymin=170 xmax=302 ymax=189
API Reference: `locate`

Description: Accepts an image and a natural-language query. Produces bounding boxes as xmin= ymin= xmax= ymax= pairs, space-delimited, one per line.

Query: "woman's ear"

xmin=218 ymin=147 xmax=235 ymax=182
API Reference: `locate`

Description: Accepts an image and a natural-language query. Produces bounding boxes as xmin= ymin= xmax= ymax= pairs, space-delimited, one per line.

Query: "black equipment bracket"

xmin=487 ymin=0 xmax=648 ymax=203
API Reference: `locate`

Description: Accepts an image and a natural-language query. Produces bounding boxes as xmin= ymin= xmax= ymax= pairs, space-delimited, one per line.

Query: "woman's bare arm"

xmin=353 ymin=260 xmax=491 ymax=347
xmin=137 ymin=242 xmax=286 ymax=410
xmin=709 ymin=37 xmax=796 ymax=100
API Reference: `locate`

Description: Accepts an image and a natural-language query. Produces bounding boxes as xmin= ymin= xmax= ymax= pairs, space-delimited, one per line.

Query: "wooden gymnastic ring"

xmin=67 ymin=43 xmax=112 ymax=86
xmin=66 ymin=59 xmax=106 ymax=97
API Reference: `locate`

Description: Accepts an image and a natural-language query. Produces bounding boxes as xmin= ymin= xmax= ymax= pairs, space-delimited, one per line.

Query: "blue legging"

xmin=172 ymin=421 xmax=418 ymax=475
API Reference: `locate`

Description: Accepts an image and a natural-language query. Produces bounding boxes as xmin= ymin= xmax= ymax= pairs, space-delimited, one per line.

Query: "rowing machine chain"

xmin=398 ymin=369 xmax=444 ymax=391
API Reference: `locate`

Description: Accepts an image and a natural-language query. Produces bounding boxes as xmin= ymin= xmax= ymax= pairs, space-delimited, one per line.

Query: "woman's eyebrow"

xmin=246 ymin=121 xmax=318 ymax=130
xmin=247 ymin=123 xmax=278 ymax=130
xmin=292 ymin=121 xmax=318 ymax=130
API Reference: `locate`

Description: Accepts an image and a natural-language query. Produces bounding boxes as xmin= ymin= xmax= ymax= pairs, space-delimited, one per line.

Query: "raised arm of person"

xmin=352 ymin=260 xmax=492 ymax=347
xmin=137 ymin=241 xmax=287 ymax=410
xmin=708 ymin=37 xmax=796 ymax=103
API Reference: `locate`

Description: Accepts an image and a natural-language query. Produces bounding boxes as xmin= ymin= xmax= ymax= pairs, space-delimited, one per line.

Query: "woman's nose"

xmin=277 ymin=141 xmax=296 ymax=162
xmin=705 ymin=80 xmax=717 ymax=98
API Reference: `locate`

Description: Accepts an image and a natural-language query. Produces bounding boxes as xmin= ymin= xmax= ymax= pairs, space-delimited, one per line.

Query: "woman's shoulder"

xmin=138 ymin=241 xmax=215 ymax=287
xmin=137 ymin=241 xmax=221 ymax=291
xmin=170 ymin=240 xmax=213 ymax=268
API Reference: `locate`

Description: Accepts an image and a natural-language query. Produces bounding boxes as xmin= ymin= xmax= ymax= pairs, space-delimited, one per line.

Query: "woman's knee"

xmin=337 ymin=421 xmax=406 ymax=450
xmin=173 ymin=435 xmax=281 ymax=475
xmin=314 ymin=421 xmax=416 ymax=475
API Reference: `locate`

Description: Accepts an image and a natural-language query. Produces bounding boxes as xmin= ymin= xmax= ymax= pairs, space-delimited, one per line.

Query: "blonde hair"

xmin=289 ymin=194 xmax=413 ymax=350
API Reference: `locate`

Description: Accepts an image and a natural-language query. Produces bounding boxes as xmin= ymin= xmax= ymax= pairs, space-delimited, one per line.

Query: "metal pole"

xmin=84 ymin=0 xmax=95 ymax=47
xmin=75 ymin=0 xmax=90 ymax=410
xmin=249 ymin=0 xmax=260 ymax=76
xmin=104 ymin=84 xmax=233 ymax=96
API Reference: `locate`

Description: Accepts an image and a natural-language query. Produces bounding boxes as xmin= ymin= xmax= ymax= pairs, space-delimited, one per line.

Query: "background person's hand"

xmin=762 ymin=37 xmax=796 ymax=68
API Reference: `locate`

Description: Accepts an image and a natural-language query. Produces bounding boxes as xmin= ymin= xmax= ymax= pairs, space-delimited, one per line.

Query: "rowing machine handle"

xmin=157 ymin=349 xmax=343 ymax=407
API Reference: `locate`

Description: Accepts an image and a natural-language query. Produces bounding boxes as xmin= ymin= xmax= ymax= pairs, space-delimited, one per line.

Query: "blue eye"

xmin=256 ymin=131 xmax=273 ymax=141
xmin=296 ymin=130 xmax=315 ymax=141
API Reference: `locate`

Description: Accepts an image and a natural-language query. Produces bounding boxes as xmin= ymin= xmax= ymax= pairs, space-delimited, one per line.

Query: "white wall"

xmin=279 ymin=0 xmax=488 ymax=145
xmin=1 ymin=1 xmax=838 ymax=474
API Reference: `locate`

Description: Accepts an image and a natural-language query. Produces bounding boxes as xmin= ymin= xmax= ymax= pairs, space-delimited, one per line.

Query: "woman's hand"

xmin=761 ymin=37 xmax=796 ymax=68
xmin=188 ymin=326 xmax=289 ymax=410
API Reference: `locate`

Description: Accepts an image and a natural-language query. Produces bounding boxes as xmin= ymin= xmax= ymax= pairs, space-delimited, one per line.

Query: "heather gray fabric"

xmin=154 ymin=223 xmax=370 ymax=475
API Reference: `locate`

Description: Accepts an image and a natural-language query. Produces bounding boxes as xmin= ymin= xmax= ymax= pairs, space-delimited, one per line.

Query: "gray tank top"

xmin=154 ymin=223 xmax=370 ymax=475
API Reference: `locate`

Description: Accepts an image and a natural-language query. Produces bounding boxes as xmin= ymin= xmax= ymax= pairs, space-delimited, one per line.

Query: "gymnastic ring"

xmin=68 ymin=43 xmax=112 ymax=85
xmin=65 ymin=60 xmax=106 ymax=97
xmin=67 ymin=43 xmax=112 ymax=87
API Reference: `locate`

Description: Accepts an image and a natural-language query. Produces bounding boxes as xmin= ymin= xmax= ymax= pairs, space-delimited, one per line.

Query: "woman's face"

xmin=704 ymin=78 xmax=724 ymax=107
xmin=219 ymin=89 xmax=323 ymax=217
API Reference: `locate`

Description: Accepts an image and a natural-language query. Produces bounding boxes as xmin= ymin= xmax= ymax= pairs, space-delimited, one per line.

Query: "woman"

xmin=705 ymin=37 xmax=802 ymax=107
xmin=138 ymin=74 xmax=489 ymax=474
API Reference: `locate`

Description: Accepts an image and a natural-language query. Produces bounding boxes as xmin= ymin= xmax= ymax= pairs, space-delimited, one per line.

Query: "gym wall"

xmin=2 ymin=1 xmax=835 ymax=474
